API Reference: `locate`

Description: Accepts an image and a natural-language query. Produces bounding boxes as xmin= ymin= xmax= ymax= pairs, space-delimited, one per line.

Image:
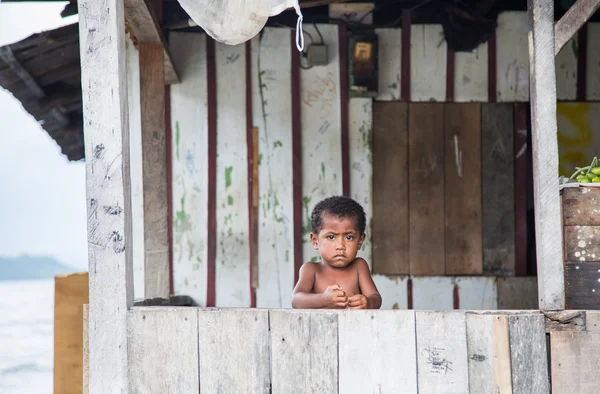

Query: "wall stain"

xmin=175 ymin=121 xmax=181 ymax=160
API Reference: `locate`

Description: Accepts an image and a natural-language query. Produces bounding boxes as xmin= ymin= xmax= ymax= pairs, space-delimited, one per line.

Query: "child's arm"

xmin=348 ymin=258 xmax=382 ymax=309
xmin=291 ymin=264 xmax=348 ymax=309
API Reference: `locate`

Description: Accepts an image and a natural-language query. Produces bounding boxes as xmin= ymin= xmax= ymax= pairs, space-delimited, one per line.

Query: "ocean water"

xmin=0 ymin=279 xmax=54 ymax=394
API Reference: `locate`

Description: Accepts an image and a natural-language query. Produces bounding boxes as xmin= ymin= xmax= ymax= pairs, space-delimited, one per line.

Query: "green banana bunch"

xmin=570 ymin=156 xmax=600 ymax=183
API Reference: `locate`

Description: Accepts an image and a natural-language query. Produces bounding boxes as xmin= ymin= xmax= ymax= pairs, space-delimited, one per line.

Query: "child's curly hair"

xmin=310 ymin=196 xmax=366 ymax=235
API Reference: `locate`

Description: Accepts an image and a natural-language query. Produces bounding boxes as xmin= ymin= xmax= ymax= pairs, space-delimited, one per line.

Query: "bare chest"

xmin=313 ymin=268 xmax=360 ymax=297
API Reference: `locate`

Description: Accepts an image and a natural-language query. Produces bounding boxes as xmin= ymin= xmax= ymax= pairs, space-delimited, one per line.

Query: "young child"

xmin=291 ymin=196 xmax=382 ymax=309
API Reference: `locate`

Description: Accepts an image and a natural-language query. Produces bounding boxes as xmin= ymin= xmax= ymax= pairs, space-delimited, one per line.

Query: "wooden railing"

xmin=119 ymin=308 xmax=594 ymax=393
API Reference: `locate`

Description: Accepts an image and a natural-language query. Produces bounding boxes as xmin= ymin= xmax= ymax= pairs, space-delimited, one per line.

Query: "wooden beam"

xmin=77 ymin=0 xmax=133 ymax=391
xmin=123 ymin=0 xmax=179 ymax=84
xmin=527 ymin=0 xmax=565 ymax=311
xmin=140 ymin=42 xmax=169 ymax=298
xmin=555 ymin=0 xmax=600 ymax=55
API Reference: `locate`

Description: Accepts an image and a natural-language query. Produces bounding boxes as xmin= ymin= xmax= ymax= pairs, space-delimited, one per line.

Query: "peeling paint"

xmin=225 ymin=166 xmax=233 ymax=188
xmin=175 ymin=121 xmax=180 ymax=160
xmin=227 ymin=195 xmax=234 ymax=206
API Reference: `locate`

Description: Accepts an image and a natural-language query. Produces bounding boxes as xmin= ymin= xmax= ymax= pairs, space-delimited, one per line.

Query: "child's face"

xmin=310 ymin=213 xmax=365 ymax=268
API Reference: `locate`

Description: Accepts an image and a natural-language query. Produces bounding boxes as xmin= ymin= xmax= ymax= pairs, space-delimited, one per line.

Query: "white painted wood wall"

xmin=124 ymin=12 xmax=600 ymax=308
xmin=128 ymin=308 xmax=559 ymax=393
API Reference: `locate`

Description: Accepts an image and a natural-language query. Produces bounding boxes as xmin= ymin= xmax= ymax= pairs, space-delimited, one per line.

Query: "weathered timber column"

xmin=78 ymin=0 xmax=132 ymax=391
xmin=139 ymin=41 xmax=169 ymax=298
xmin=527 ymin=0 xmax=565 ymax=310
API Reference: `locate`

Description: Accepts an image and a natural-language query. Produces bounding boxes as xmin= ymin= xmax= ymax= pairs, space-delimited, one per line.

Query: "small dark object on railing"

xmin=134 ymin=295 xmax=196 ymax=307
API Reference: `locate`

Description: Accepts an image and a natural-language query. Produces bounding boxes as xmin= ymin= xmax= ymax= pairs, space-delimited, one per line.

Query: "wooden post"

xmin=527 ymin=0 xmax=565 ymax=310
xmin=140 ymin=41 xmax=169 ymax=298
xmin=78 ymin=0 xmax=133 ymax=391
xmin=554 ymin=0 xmax=600 ymax=55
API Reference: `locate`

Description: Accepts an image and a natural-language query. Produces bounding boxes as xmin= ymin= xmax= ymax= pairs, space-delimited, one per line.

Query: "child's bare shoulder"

xmin=299 ymin=261 xmax=321 ymax=274
xmin=350 ymin=257 xmax=369 ymax=269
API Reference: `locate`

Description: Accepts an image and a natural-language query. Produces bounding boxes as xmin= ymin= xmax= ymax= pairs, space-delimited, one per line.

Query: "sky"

xmin=0 ymin=2 xmax=87 ymax=270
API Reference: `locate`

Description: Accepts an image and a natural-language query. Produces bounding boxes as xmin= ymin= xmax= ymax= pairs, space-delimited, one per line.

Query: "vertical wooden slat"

xmin=444 ymin=103 xmax=482 ymax=275
xmin=339 ymin=25 xmax=350 ymax=197
xmin=169 ymin=32 xmax=209 ymax=306
xmin=198 ymin=309 xmax=270 ymax=392
xmin=373 ymin=275 xmax=409 ymax=309
xmin=165 ymin=85 xmax=174 ymax=296
xmin=514 ymin=103 xmax=528 ymax=277
xmin=411 ymin=24 xmax=446 ymax=101
xmin=577 ymin=25 xmax=588 ymax=101
xmin=497 ymin=276 xmax=539 ymax=309
xmin=446 ymin=48 xmax=455 ymax=102
xmin=140 ymin=42 xmax=169 ymax=298
xmin=375 ymin=28 xmax=402 ymax=101
xmin=372 ymin=102 xmax=409 ymax=275
xmin=206 ymin=37 xmax=217 ymax=307
xmin=415 ymin=311 xmax=469 ymax=393
xmin=401 ymin=10 xmax=411 ymax=101
xmin=551 ymin=331 xmax=600 ymax=394
xmin=215 ymin=42 xmax=251 ymax=307
xmin=497 ymin=11 xmax=530 ymax=102
xmin=455 ymin=41 xmax=488 ymax=102
xmin=527 ymin=0 xmax=565 ymax=310
xmin=482 ymin=103 xmax=515 ymax=275
xmin=508 ymin=314 xmax=550 ymax=392
xmin=82 ymin=304 xmax=89 ymax=394
xmin=252 ymin=29 xmax=294 ymax=308
xmin=126 ymin=37 xmax=145 ymax=300
xmin=586 ymin=23 xmax=600 ymax=100
xmin=270 ymin=310 xmax=338 ymax=393
xmin=54 ymin=273 xmax=89 ymax=394
xmin=128 ymin=308 xmax=199 ymax=393
xmin=339 ymin=310 xmax=417 ymax=393
xmin=291 ymin=30 xmax=303 ymax=286
xmin=349 ymin=98 xmax=373 ymax=268
xmin=245 ymin=40 xmax=256 ymax=307
xmin=455 ymin=277 xmax=499 ymax=310
xmin=412 ymin=277 xmax=454 ymax=310
xmin=555 ymin=36 xmax=578 ymax=100
xmin=409 ymin=103 xmax=445 ymax=275
xmin=78 ymin=0 xmax=132 ymax=390
xmin=466 ymin=314 xmax=513 ymax=393
xmin=488 ymin=32 xmax=497 ymax=102
xmin=300 ymin=24 xmax=343 ymax=263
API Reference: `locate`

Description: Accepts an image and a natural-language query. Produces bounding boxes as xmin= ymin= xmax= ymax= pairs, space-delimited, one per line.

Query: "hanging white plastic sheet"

xmin=177 ymin=0 xmax=304 ymax=50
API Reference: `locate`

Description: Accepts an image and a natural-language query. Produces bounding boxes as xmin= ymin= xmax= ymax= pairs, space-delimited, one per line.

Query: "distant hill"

xmin=0 ymin=255 xmax=74 ymax=281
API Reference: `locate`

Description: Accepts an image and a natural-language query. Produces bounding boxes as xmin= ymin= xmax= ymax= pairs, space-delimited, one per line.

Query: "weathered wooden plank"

xmin=215 ymin=42 xmax=251 ymax=307
xmin=349 ymin=98 xmax=373 ymax=268
xmin=123 ymin=0 xmax=179 ymax=84
xmin=54 ymin=273 xmax=89 ymax=394
xmin=270 ymin=310 xmax=338 ymax=393
xmin=551 ymin=331 xmax=600 ymax=393
xmin=415 ymin=311 xmax=469 ymax=393
xmin=565 ymin=262 xmax=600 ymax=309
xmin=528 ymin=0 xmax=565 ymax=311
xmin=497 ymin=277 xmax=539 ymax=309
xmin=445 ymin=103 xmax=482 ymax=275
xmin=481 ymin=103 xmax=515 ymax=275
xmin=496 ymin=12 xmax=529 ymax=101
xmin=373 ymin=275 xmax=409 ymax=309
xmin=466 ymin=314 xmax=512 ymax=393
xmin=126 ymin=38 xmax=145 ymax=301
xmin=375 ymin=28 xmax=402 ymax=101
xmin=140 ymin=42 xmax=169 ymax=298
xmin=83 ymin=304 xmax=89 ymax=394
xmin=587 ymin=23 xmax=600 ymax=100
xmin=508 ymin=314 xmax=550 ymax=393
xmin=411 ymin=25 xmax=446 ymax=101
xmin=544 ymin=310 xmax=586 ymax=332
xmin=78 ymin=0 xmax=133 ymax=390
xmin=455 ymin=41 xmax=488 ymax=102
xmin=373 ymin=102 xmax=409 ymax=275
xmin=455 ymin=277 xmax=498 ymax=310
xmin=555 ymin=0 xmax=600 ymax=55
xmin=339 ymin=310 xmax=417 ymax=393
xmin=562 ymin=187 xmax=600 ymax=226
xmin=555 ymin=36 xmax=578 ymax=100
xmin=169 ymin=32 xmax=208 ymax=305
xmin=409 ymin=103 xmax=445 ymax=275
xmin=564 ymin=225 xmax=600 ymax=262
xmin=128 ymin=308 xmax=199 ymax=393
xmin=198 ymin=309 xmax=270 ymax=393
xmin=251 ymin=29 xmax=295 ymax=308
xmin=413 ymin=277 xmax=454 ymax=310
xmin=300 ymin=24 xmax=343 ymax=262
